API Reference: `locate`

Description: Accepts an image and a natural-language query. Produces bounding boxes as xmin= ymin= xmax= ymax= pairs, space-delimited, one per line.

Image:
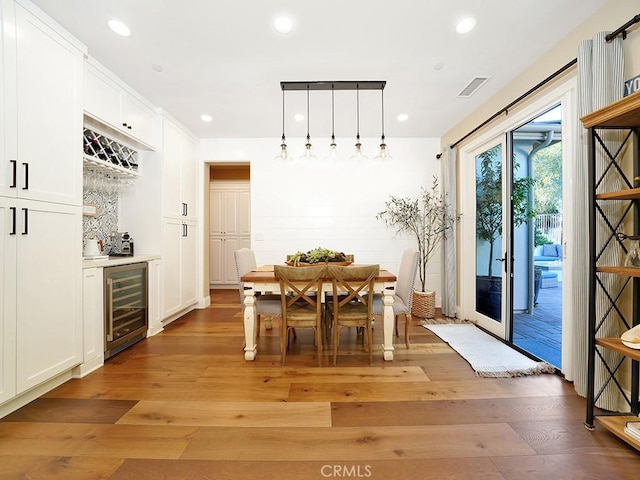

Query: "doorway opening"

xmin=512 ymin=105 xmax=563 ymax=368
xmin=207 ymin=164 xmax=251 ymax=292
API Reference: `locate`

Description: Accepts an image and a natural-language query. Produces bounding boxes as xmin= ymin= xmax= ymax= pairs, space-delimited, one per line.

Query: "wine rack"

xmin=83 ymin=128 xmax=139 ymax=178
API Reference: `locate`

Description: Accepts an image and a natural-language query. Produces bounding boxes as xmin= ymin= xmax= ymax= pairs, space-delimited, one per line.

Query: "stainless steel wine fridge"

xmin=104 ymin=262 xmax=148 ymax=359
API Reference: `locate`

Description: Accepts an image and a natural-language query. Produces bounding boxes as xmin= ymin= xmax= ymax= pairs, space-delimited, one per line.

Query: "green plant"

xmin=535 ymin=229 xmax=553 ymax=247
xmin=476 ymin=146 xmax=536 ymax=277
xmin=377 ymin=176 xmax=455 ymax=292
xmin=288 ymin=247 xmax=346 ymax=265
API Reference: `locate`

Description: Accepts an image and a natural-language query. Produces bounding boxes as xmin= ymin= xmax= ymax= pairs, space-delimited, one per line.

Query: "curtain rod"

xmin=450 ymin=13 xmax=640 ymax=150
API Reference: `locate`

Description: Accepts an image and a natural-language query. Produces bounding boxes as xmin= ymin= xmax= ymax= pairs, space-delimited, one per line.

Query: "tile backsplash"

xmin=83 ymin=176 xmax=118 ymax=255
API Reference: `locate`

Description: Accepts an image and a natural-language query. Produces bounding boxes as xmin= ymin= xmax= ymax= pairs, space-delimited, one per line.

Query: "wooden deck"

xmin=0 ymin=289 xmax=638 ymax=479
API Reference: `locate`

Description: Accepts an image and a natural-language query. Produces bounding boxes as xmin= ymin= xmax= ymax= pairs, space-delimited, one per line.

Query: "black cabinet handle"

xmin=10 ymin=207 xmax=16 ymax=235
xmin=182 ymin=223 xmax=188 ymax=237
xmin=182 ymin=202 xmax=188 ymax=216
xmin=10 ymin=160 xmax=17 ymax=188
xmin=21 ymin=208 xmax=28 ymax=235
xmin=122 ymin=122 xmax=132 ymax=130
xmin=22 ymin=162 xmax=29 ymax=190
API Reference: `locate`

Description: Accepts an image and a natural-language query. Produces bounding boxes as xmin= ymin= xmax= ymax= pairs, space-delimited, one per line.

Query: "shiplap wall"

xmin=200 ymin=136 xmax=445 ymax=302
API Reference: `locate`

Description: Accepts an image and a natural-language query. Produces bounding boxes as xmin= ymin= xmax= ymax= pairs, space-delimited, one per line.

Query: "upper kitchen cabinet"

xmin=84 ymin=58 xmax=159 ymax=151
xmin=1 ymin=0 xmax=84 ymax=206
xmin=162 ymin=115 xmax=198 ymax=220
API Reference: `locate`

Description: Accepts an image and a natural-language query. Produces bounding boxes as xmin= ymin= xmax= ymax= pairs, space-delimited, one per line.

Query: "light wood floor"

xmin=1 ymin=289 xmax=639 ymax=479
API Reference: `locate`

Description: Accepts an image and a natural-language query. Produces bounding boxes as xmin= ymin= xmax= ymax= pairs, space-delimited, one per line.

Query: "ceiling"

xmin=29 ymin=0 xmax=607 ymax=140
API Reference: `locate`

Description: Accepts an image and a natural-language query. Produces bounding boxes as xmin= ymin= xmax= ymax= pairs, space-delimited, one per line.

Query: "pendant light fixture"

xmin=275 ymin=90 xmax=291 ymax=160
xmin=350 ymin=84 xmax=367 ymax=161
xmin=278 ymin=81 xmax=388 ymax=162
xmin=326 ymin=84 xmax=340 ymax=161
xmin=299 ymin=85 xmax=317 ymax=160
xmin=374 ymin=86 xmax=392 ymax=161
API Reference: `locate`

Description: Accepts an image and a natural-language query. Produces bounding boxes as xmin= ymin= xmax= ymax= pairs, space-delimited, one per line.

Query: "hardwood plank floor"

xmin=1 ymin=288 xmax=639 ymax=479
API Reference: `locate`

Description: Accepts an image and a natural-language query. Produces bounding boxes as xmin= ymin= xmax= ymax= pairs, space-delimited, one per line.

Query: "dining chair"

xmin=273 ymin=264 xmax=327 ymax=366
xmin=328 ymin=264 xmax=379 ymax=366
xmin=371 ymin=248 xmax=418 ymax=348
xmin=234 ymin=248 xmax=282 ymax=339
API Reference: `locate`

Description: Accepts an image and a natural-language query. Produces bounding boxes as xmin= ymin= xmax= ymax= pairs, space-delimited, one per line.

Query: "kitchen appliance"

xmin=83 ymin=238 xmax=101 ymax=257
xmin=104 ymin=262 xmax=148 ymax=358
xmin=110 ymin=231 xmax=134 ymax=256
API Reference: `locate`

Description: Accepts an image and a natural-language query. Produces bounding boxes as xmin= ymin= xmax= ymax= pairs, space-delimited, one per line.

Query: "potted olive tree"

xmin=377 ymin=176 xmax=455 ymax=318
xmin=476 ymin=146 xmax=536 ymax=320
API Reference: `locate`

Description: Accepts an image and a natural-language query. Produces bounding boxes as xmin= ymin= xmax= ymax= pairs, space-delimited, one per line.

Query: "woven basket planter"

xmin=412 ymin=290 xmax=436 ymax=319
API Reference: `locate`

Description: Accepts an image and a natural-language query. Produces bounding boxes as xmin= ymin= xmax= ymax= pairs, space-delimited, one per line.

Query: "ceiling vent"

xmin=457 ymin=76 xmax=490 ymax=98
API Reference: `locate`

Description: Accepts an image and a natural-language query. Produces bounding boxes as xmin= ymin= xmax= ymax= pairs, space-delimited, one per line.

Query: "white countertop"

xmin=82 ymin=254 xmax=161 ymax=269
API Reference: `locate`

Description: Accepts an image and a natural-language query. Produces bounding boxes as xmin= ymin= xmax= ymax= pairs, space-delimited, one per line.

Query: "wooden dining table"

xmin=240 ymin=265 xmax=398 ymax=361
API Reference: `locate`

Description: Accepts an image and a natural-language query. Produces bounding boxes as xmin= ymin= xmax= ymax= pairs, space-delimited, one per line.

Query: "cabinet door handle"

xmin=106 ymin=278 xmax=114 ymax=341
xmin=21 ymin=208 xmax=28 ymax=235
xmin=10 ymin=207 xmax=16 ymax=235
xmin=10 ymin=160 xmax=17 ymax=188
xmin=22 ymin=162 xmax=29 ymax=190
xmin=182 ymin=202 xmax=188 ymax=216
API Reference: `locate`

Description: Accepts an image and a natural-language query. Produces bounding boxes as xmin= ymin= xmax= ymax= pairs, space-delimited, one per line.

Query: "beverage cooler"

xmin=104 ymin=262 xmax=148 ymax=359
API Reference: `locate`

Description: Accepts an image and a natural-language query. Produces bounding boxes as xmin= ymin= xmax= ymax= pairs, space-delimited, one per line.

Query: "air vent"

xmin=457 ymin=76 xmax=490 ymax=98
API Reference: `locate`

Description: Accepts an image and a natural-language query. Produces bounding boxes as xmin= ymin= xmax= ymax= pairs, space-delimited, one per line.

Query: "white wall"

xmin=200 ymin=136 xmax=446 ymax=301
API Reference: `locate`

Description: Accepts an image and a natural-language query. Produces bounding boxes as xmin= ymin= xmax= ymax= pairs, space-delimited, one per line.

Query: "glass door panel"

xmin=474 ymin=140 xmax=508 ymax=337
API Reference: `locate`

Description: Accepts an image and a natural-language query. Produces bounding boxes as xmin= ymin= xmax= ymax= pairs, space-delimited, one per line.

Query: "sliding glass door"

xmin=466 ymin=106 xmax=563 ymax=368
xmin=473 ymin=137 xmax=510 ymax=338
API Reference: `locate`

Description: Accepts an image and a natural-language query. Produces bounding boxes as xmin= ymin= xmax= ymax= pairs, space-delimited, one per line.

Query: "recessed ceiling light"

xmin=294 ymin=113 xmax=304 ymax=122
xmin=455 ymin=16 xmax=477 ymax=35
xmin=107 ymin=18 xmax=132 ymax=37
xmin=201 ymin=114 xmax=213 ymax=122
xmin=273 ymin=15 xmax=294 ymax=34
xmin=397 ymin=113 xmax=409 ymax=122
xmin=152 ymin=64 xmax=164 ymax=73
xmin=433 ymin=62 xmax=445 ymax=71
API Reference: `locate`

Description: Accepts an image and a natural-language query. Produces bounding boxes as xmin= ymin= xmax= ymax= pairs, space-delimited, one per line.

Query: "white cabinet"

xmin=210 ymin=236 xmax=250 ymax=285
xmin=162 ymin=218 xmax=198 ymax=319
xmin=84 ymin=59 xmax=159 ymax=150
xmin=147 ymin=259 xmax=163 ymax=336
xmin=0 ymin=199 xmax=17 ymax=404
xmin=209 ymin=183 xmax=250 ymax=286
xmin=159 ymin=114 xmax=199 ymax=320
xmin=1 ymin=2 xmax=83 ymax=205
xmin=1 ymin=0 xmax=84 ymax=405
xmin=74 ymin=267 xmax=104 ymax=378
xmin=11 ymin=200 xmax=82 ymax=393
xmin=162 ymin=117 xmax=198 ymax=220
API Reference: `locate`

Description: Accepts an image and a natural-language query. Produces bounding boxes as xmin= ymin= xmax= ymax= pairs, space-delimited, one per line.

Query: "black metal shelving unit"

xmin=583 ymin=91 xmax=640 ymax=450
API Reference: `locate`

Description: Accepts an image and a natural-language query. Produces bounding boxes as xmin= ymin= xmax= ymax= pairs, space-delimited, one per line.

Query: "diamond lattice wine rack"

xmin=83 ymin=128 xmax=139 ymax=177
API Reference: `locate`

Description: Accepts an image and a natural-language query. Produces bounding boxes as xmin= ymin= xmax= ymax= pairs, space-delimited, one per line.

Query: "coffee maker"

xmin=110 ymin=231 xmax=134 ymax=256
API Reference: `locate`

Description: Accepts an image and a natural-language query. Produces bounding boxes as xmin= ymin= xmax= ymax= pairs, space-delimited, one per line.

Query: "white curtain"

xmin=572 ymin=32 xmax=624 ymax=407
xmin=442 ymin=146 xmax=457 ymax=318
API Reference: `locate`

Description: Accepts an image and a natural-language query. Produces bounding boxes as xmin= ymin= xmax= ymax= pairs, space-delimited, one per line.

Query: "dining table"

xmin=240 ymin=264 xmax=398 ymax=361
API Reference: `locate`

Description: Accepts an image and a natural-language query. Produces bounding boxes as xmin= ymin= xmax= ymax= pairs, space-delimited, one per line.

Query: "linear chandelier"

xmin=276 ymin=80 xmax=391 ymax=161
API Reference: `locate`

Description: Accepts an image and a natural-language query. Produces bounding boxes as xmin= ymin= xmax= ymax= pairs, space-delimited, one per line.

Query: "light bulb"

xmin=374 ymin=141 xmax=392 ymax=161
xmin=325 ymin=137 xmax=340 ymax=162
xmin=349 ymin=139 xmax=368 ymax=162
xmin=274 ymin=137 xmax=291 ymax=160
xmin=299 ymin=140 xmax=317 ymax=160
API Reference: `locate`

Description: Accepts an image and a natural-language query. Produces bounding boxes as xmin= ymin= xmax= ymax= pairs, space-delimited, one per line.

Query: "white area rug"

xmin=424 ymin=323 xmax=555 ymax=377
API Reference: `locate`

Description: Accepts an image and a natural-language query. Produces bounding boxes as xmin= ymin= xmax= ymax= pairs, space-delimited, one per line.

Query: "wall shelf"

xmin=584 ymin=92 xmax=640 ymax=452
